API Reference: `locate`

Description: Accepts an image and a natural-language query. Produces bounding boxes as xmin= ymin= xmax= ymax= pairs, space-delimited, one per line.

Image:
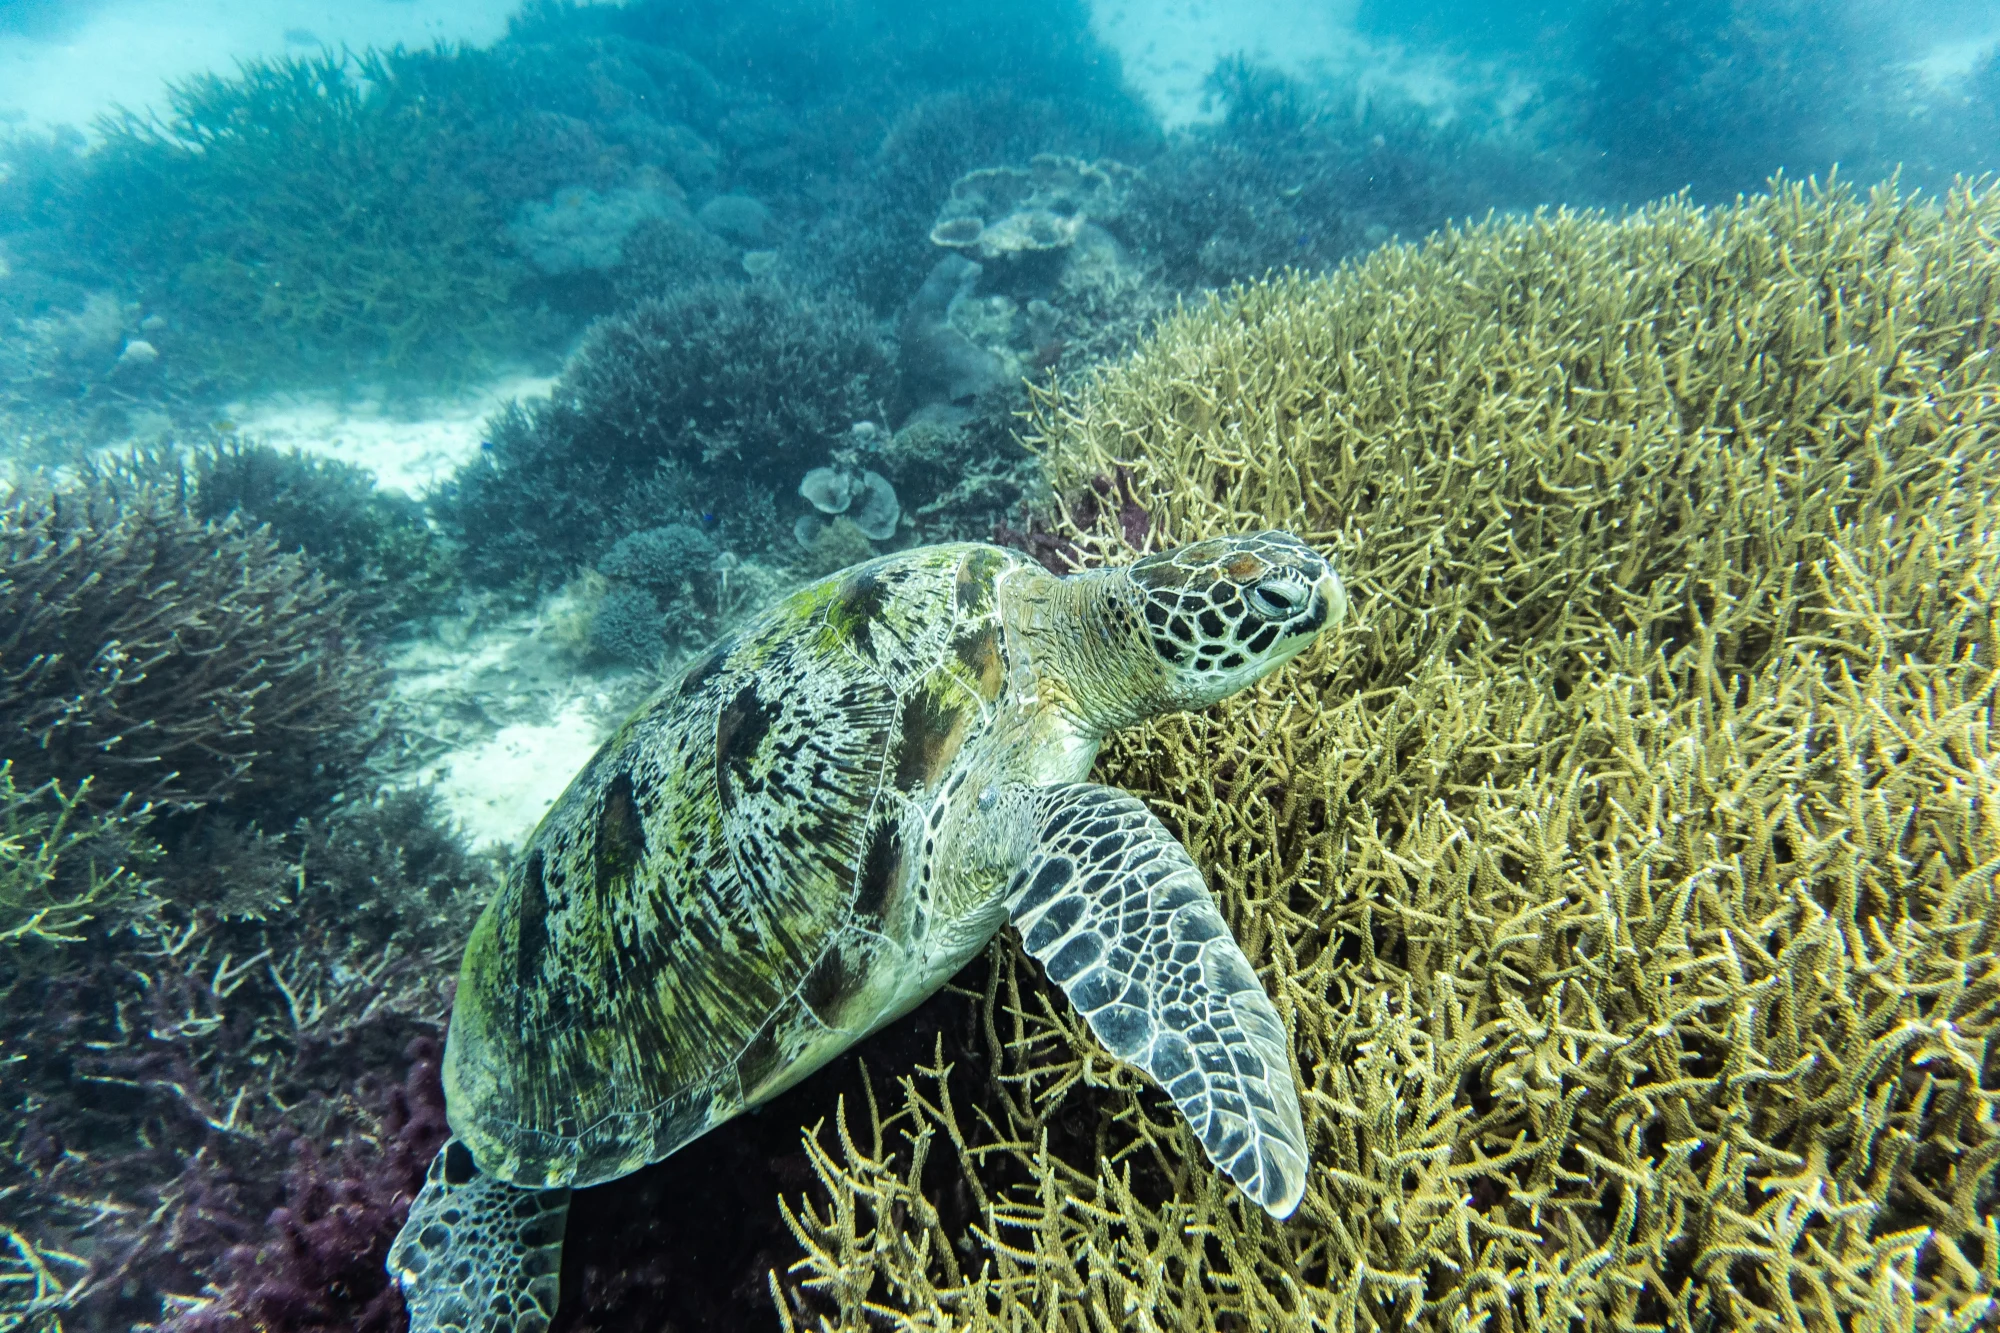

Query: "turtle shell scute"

xmin=442 ymin=544 xmax=1028 ymax=1189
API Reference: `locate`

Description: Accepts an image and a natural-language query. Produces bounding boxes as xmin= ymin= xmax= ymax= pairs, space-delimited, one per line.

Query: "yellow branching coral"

xmin=776 ymin=179 xmax=2000 ymax=1332
xmin=0 ymin=762 xmax=152 ymax=955
xmin=0 ymin=1225 xmax=88 ymax=1333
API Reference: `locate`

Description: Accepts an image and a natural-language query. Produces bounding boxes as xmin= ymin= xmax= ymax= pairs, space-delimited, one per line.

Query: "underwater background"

xmin=2 ymin=1 xmax=1998 ymax=1329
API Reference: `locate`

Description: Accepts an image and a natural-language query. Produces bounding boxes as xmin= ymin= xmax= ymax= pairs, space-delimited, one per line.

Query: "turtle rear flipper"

xmin=389 ymin=1139 xmax=571 ymax=1333
xmin=1004 ymin=784 xmax=1310 ymax=1219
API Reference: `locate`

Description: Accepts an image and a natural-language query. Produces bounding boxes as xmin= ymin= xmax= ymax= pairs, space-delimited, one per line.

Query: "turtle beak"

xmin=1309 ymin=568 xmax=1348 ymax=634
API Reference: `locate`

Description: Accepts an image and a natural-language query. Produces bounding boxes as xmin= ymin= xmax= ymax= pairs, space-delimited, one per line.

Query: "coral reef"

xmin=0 ymin=0 xmax=1156 ymax=407
xmin=699 ymin=194 xmax=774 ymax=246
xmin=797 ymin=461 xmax=900 ymax=544
xmin=6 ymin=6 xmax=1998 ymax=1330
xmin=777 ymin=181 xmax=2000 ymax=1329
xmin=588 ymin=583 xmax=671 ymax=669
xmin=1123 ymin=61 xmax=1552 ymax=290
xmin=897 ymin=254 xmax=1005 ymax=407
xmin=884 ymin=140 xmax=1167 ymax=549
xmin=0 ymin=761 xmax=154 ymax=966
xmin=6 ymin=0 xmax=1989 ymax=436
xmin=74 ymin=50 xmax=539 ymax=387
xmin=507 ymin=175 xmax=692 ymax=277
xmin=0 ymin=281 xmax=201 ymax=453
xmin=0 ymin=790 xmax=490 ymax=1332
xmin=589 ymin=522 xmax=794 ymax=668
xmin=589 ymin=523 xmax=717 ymax=666
xmin=597 ymin=521 xmax=720 ymax=587
xmin=1553 ymin=0 xmax=1887 ymax=201
xmin=438 ymin=280 xmax=891 ymax=589
xmin=929 ymin=155 xmax=1137 ymax=260
xmin=186 ymin=440 xmax=459 ymax=632
xmin=788 ymin=87 xmax=1159 ymax=315
xmin=794 ymin=517 xmax=880 ymax=579
xmin=163 ymin=1039 xmax=453 ymax=1333
xmin=551 ymin=282 xmax=890 ymax=475
xmin=606 ymin=208 xmax=737 ymax=305
xmin=0 ymin=473 xmax=381 ymax=813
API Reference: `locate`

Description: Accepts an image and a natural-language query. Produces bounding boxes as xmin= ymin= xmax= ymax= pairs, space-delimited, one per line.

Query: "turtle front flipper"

xmin=1003 ymin=783 xmax=1309 ymax=1218
xmin=388 ymin=1139 xmax=571 ymax=1333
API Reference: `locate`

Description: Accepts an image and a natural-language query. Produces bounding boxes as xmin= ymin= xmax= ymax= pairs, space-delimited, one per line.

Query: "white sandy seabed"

xmin=229 ymin=375 xmax=634 ymax=855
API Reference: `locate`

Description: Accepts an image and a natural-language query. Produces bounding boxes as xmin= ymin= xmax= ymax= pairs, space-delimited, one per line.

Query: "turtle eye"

xmin=1247 ymin=577 xmax=1308 ymax=620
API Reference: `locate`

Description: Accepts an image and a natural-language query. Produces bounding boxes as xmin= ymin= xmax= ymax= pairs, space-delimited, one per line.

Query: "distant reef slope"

xmin=780 ymin=179 xmax=2000 ymax=1332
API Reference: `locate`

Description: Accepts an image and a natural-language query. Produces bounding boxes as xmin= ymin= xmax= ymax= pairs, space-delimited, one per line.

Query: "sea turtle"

xmin=388 ymin=532 xmax=1347 ymax=1331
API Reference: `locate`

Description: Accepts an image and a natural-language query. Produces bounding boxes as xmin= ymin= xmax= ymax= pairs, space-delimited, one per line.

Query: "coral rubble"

xmin=779 ymin=180 xmax=2000 ymax=1331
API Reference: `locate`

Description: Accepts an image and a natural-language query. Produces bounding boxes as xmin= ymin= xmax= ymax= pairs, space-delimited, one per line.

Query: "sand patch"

xmin=424 ymin=695 xmax=608 ymax=851
xmin=383 ymin=587 xmax=651 ymax=851
xmin=226 ymin=370 xmax=555 ymax=498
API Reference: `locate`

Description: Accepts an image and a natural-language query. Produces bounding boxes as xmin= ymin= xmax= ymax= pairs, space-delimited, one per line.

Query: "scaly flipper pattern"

xmin=388 ymin=1139 xmax=570 ymax=1333
xmin=1003 ymin=783 xmax=1309 ymax=1217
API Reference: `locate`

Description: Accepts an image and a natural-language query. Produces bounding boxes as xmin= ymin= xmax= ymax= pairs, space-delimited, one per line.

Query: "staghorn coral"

xmin=0 ymin=474 xmax=380 ymax=814
xmin=78 ymin=49 xmax=536 ymax=388
xmin=0 ymin=762 xmax=153 ymax=958
xmin=775 ymin=180 xmax=2000 ymax=1330
xmin=1 ymin=1227 xmax=87 ymax=1333
xmin=0 ymin=791 xmax=490 ymax=1332
xmin=438 ymin=280 xmax=888 ymax=589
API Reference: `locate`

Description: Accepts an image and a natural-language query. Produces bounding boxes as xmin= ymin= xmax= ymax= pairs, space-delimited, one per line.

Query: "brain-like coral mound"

xmin=778 ymin=181 xmax=2000 ymax=1331
xmin=507 ymin=177 xmax=691 ymax=275
xmin=598 ymin=522 xmax=719 ymax=586
xmin=0 ymin=475 xmax=381 ymax=811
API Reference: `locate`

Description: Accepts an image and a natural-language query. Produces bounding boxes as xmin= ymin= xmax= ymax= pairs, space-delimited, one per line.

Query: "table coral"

xmin=776 ymin=179 xmax=2000 ymax=1331
xmin=929 ymin=155 xmax=1138 ymax=260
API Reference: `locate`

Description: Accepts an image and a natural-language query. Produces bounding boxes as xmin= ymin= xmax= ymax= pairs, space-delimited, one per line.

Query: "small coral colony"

xmin=2 ymin=2 xmax=1997 ymax=1331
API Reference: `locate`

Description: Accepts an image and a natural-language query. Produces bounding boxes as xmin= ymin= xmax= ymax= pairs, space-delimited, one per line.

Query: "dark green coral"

xmin=0 ymin=473 xmax=380 ymax=812
xmin=188 ymin=439 xmax=459 ymax=630
xmin=78 ymin=49 xmax=534 ymax=386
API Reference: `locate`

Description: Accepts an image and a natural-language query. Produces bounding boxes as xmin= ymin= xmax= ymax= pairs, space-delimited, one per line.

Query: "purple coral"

xmin=167 ymin=1039 xmax=449 ymax=1333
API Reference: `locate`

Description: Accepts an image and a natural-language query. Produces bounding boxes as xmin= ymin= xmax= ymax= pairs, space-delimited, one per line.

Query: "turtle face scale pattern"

xmin=390 ymin=533 xmax=1347 ymax=1333
xmin=1127 ymin=529 xmax=1347 ymax=706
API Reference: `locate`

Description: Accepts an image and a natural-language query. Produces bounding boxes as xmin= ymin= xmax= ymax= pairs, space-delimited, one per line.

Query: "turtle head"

xmin=1123 ymin=530 xmax=1346 ymax=709
xmin=1011 ymin=530 xmax=1345 ymax=735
